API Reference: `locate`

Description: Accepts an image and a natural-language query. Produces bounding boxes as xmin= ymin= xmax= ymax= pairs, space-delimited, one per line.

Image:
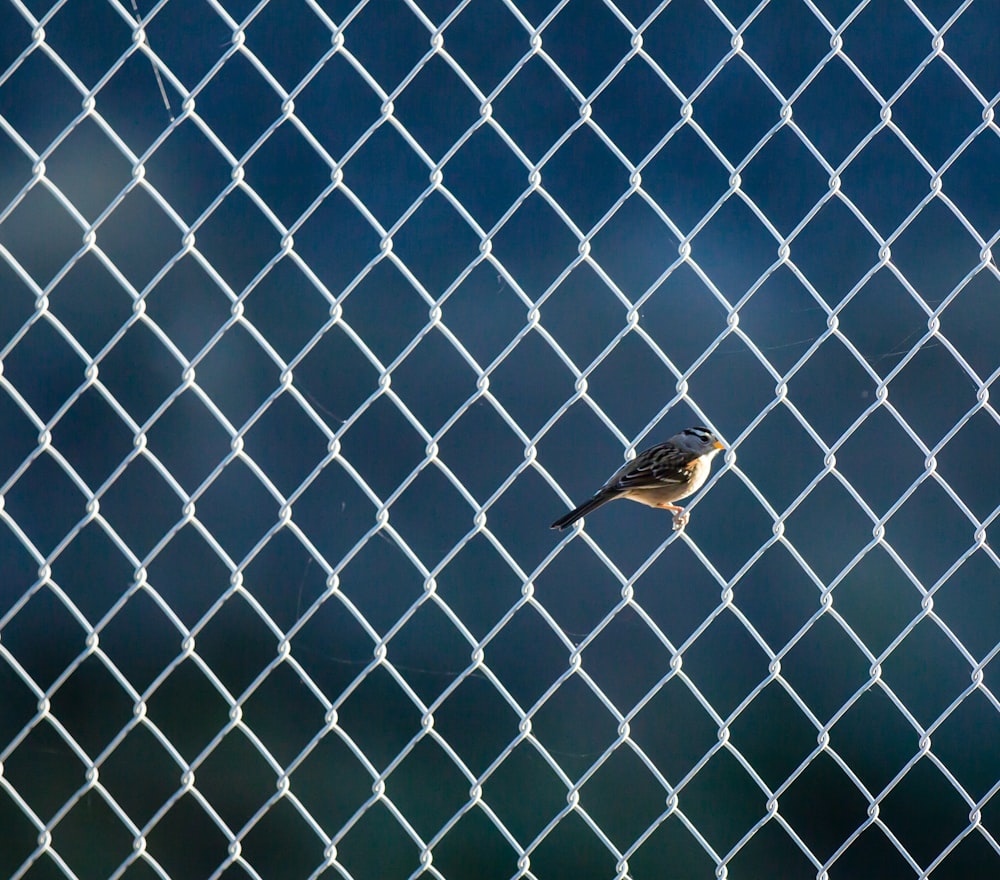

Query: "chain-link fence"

xmin=2 ymin=0 xmax=999 ymax=877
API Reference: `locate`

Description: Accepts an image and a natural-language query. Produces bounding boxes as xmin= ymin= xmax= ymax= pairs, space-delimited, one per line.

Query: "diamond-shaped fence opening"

xmin=1 ymin=0 xmax=999 ymax=877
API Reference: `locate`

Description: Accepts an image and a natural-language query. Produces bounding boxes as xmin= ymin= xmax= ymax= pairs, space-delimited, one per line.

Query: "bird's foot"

xmin=671 ymin=510 xmax=690 ymax=531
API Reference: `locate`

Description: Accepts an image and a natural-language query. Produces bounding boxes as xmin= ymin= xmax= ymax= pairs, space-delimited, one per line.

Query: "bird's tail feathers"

xmin=550 ymin=492 xmax=616 ymax=530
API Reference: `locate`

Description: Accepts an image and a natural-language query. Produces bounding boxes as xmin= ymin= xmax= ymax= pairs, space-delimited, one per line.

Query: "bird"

xmin=550 ymin=426 xmax=725 ymax=531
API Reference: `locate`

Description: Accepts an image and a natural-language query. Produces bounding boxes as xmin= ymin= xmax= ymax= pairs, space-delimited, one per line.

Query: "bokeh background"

xmin=2 ymin=0 xmax=1000 ymax=877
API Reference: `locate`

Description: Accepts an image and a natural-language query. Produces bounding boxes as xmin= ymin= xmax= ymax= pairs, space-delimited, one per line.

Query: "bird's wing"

xmin=611 ymin=445 xmax=696 ymax=491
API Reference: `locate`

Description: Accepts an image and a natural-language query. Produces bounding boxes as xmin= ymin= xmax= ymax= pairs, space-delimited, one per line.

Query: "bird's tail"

xmin=550 ymin=492 xmax=616 ymax=530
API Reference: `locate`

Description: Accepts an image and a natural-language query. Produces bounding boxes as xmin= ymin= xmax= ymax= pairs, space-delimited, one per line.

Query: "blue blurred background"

xmin=1 ymin=0 xmax=999 ymax=876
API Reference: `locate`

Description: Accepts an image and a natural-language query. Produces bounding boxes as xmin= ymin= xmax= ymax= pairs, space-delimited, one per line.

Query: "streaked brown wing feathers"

xmin=612 ymin=447 xmax=695 ymax=491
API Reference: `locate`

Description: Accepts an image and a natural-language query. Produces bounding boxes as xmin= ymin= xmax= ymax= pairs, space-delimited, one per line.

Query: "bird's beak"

xmin=713 ymin=440 xmax=725 ymax=450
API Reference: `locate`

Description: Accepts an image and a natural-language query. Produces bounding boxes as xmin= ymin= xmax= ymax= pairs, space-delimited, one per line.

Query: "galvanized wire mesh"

xmin=2 ymin=0 xmax=999 ymax=877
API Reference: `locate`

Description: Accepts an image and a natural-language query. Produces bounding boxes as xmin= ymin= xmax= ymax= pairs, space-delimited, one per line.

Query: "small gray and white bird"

xmin=550 ymin=426 xmax=725 ymax=531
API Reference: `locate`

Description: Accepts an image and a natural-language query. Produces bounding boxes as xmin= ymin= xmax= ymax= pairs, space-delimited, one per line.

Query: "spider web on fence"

xmin=1 ymin=0 xmax=1000 ymax=878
